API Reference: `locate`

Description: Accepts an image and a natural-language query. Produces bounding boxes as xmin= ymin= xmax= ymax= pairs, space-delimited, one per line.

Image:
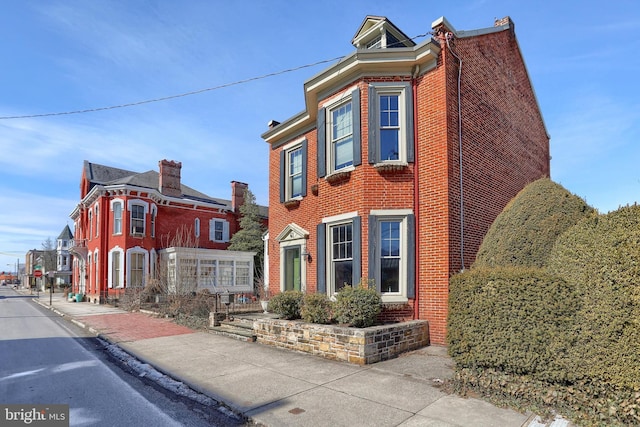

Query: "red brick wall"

xmin=267 ymin=24 xmax=549 ymax=346
xmin=433 ymin=27 xmax=549 ymax=343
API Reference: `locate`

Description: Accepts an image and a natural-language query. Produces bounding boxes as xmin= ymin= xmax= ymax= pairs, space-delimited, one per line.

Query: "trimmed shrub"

xmin=447 ymin=267 xmax=578 ymax=382
xmin=301 ymin=293 xmax=333 ymax=324
xmin=474 ymin=178 xmax=594 ymax=269
xmin=548 ymin=204 xmax=640 ymax=389
xmin=333 ymin=284 xmax=382 ymax=328
xmin=268 ymin=290 xmax=304 ymax=320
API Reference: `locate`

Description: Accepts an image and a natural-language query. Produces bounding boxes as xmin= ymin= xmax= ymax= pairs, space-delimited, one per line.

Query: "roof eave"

xmin=262 ymin=39 xmax=440 ymax=145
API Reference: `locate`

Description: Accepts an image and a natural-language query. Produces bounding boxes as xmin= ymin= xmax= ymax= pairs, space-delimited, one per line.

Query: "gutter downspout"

xmin=446 ymin=32 xmax=465 ymax=271
xmin=412 ymin=64 xmax=420 ymax=320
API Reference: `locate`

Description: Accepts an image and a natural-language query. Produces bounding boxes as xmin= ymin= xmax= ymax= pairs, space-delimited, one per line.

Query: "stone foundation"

xmin=254 ymin=319 xmax=429 ymax=365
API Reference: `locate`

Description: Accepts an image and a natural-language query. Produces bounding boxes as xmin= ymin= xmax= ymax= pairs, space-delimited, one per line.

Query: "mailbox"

xmin=221 ymin=291 xmax=234 ymax=305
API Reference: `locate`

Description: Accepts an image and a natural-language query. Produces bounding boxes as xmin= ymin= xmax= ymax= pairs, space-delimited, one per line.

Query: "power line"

xmin=0 ymin=31 xmax=431 ymax=120
xmin=0 ymin=56 xmax=346 ymax=120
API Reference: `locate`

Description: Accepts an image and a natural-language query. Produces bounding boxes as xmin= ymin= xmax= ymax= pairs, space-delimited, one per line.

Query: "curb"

xmin=27 ymin=296 xmax=250 ymax=424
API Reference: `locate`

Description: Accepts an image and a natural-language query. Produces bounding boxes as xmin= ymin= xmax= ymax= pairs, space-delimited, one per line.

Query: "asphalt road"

xmin=0 ymin=287 xmax=243 ymax=426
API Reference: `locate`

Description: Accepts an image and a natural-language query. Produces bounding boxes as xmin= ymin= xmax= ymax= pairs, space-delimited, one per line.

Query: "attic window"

xmin=366 ymin=35 xmax=382 ymax=49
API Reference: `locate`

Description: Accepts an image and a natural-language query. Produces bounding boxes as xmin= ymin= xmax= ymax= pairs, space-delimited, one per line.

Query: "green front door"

xmin=284 ymin=246 xmax=301 ymax=291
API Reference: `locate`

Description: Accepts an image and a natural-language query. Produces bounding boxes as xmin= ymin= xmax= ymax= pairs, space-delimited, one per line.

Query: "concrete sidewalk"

xmin=26 ymin=290 xmax=565 ymax=427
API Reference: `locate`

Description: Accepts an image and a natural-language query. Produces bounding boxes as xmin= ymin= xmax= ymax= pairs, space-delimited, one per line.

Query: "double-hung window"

xmin=330 ymin=222 xmax=353 ymax=293
xmin=317 ymin=88 xmax=361 ymax=177
xmin=331 ymin=101 xmax=354 ymax=170
xmin=95 ymin=205 xmax=99 ymax=237
xmin=129 ymin=252 xmax=146 ymax=288
xmin=368 ymin=83 xmax=414 ymax=165
xmin=316 ymin=213 xmax=362 ymax=296
xmin=368 ymin=210 xmax=415 ymax=302
xmin=209 ymin=219 xmax=229 ymax=242
xmin=88 ymin=210 xmax=93 ymax=240
xmin=112 ymin=202 xmax=122 ymax=235
xmin=111 ymin=251 xmax=121 ymax=288
xmin=131 ymin=205 xmax=145 ymax=235
xmin=279 ymin=139 xmax=307 ymax=202
xmin=379 ymin=94 xmax=400 ymax=161
xmin=289 ymin=148 xmax=303 ymax=197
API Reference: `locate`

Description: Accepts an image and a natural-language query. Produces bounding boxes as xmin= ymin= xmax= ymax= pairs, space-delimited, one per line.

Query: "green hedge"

xmin=474 ymin=178 xmax=594 ymax=268
xmin=333 ymin=285 xmax=382 ymax=328
xmin=268 ymin=290 xmax=304 ymax=320
xmin=547 ymin=204 xmax=640 ymax=389
xmin=301 ymin=293 xmax=333 ymax=324
xmin=447 ymin=267 xmax=577 ymax=382
xmin=449 ymin=204 xmax=640 ymax=425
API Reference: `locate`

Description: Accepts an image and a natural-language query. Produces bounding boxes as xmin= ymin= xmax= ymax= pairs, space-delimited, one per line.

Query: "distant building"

xmin=69 ymin=159 xmax=267 ymax=303
xmin=55 ymin=225 xmax=73 ymax=287
xmin=262 ymin=15 xmax=550 ymax=344
xmin=24 ymin=249 xmax=45 ymax=290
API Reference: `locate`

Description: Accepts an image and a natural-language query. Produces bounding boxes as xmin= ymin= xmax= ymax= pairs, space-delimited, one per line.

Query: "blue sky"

xmin=1 ymin=0 xmax=638 ymax=272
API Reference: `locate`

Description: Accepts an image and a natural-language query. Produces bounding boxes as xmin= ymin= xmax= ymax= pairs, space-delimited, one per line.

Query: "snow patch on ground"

xmin=99 ymin=339 xmax=241 ymax=421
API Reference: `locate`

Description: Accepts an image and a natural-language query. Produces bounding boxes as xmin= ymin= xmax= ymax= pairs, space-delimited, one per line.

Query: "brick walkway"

xmin=77 ymin=312 xmax=194 ymax=342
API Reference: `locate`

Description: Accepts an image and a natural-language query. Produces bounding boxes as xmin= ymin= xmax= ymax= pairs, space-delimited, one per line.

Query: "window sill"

xmin=326 ymin=169 xmax=352 ymax=185
xmin=373 ymin=162 xmax=409 ymax=173
xmin=130 ymin=233 xmax=145 ymax=238
xmin=381 ymin=295 xmax=408 ymax=304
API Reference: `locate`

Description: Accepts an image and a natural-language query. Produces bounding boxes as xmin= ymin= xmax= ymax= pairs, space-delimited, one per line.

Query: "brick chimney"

xmin=158 ymin=160 xmax=182 ymax=198
xmin=494 ymin=16 xmax=513 ymax=28
xmin=231 ymin=181 xmax=248 ymax=212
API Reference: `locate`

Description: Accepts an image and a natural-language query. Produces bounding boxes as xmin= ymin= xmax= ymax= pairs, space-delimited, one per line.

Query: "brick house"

xmin=69 ymin=159 xmax=267 ymax=303
xmin=261 ymin=15 xmax=550 ymax=344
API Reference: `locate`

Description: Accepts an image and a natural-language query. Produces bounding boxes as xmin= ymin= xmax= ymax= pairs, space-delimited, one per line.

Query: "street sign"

xmin=34 ymin=270 xmax=43 ymax=278
xmin=34 ymin=264 xmax=42 ymax=270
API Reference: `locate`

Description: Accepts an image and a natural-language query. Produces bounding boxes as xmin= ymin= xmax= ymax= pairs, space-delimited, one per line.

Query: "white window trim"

xmin=371 ymin=83 xmax=409 ymax=165
xmin=195 ymin=218 xmax=200 ymax=238
xmin=95 ymin=204 xmax=100 ymax=237
xmin=88 ymin=210 xmax=93 ymax=241
xmin=110 ymin=198 xmax=124 ymax=236
xmin=108 ymin=246 xmax=124 ymax=289
xmin=94 ymin=250 xmax=99 ymax=288
xmin=150 ymin=248 xmax=157 ymax=280
xmin=322 ymin=211 xmax=358 ymax=224
xmin=128 ymin=200 xmax=149 ymax=236
xmin=126 ymin=246 xmax=148 ymax=288
xmin=160 ymin=248 xmax=255 ymax=294
xmin=371 ymin=211 xmax=410 ymax=303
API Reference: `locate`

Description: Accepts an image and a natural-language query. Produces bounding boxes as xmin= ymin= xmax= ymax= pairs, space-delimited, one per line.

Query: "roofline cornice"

xmin=69 ymin=183 xmax=231 ymax=218
xmin=262 ymin=38 xmax=441 ymax=145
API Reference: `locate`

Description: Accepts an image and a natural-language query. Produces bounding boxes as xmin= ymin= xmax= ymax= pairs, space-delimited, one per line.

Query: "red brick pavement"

xmin=77 ymin=312 xmax=195 ymax=342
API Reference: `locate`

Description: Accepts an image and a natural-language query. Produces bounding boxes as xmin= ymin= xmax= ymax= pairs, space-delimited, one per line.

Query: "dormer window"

xmin=352 ymin=16 xmax=415 ymax=50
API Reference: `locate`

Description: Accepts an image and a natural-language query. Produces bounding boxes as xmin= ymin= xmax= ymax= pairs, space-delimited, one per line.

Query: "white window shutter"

xmin=223 ymin=220 xmax=230 ymax=242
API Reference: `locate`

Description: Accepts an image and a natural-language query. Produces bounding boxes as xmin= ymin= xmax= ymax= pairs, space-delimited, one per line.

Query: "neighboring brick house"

xmin=261 ymin=15 xmax=550 ymax=344
xmin=69 ymin=159 xmax=267 ymax=303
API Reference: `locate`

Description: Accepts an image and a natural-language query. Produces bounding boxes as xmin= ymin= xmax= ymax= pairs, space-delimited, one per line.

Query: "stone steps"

xmin=209 ymin=318 xmax=257 ymax=342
